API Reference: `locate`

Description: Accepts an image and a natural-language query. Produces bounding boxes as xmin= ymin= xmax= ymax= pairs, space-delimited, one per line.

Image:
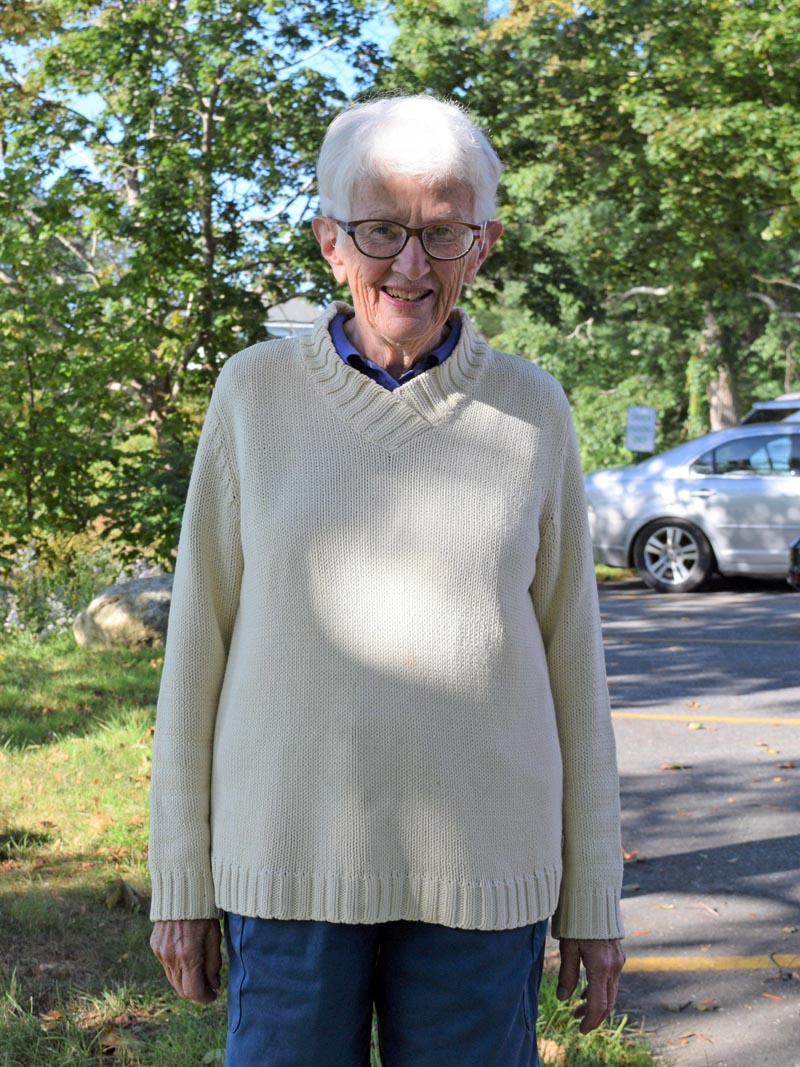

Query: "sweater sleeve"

xmin=148 ymin=388 xmax=243 ymax=920
xmin=530 ymin=399 xmax=624 ymax=940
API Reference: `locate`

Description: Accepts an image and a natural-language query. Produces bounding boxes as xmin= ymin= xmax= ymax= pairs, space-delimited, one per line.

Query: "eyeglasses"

xmin=330 ymin=218 xmax=486 ymax=261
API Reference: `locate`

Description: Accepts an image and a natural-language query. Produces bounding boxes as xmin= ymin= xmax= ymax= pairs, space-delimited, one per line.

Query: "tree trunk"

xmin=784 ymin=334 xmax=797 ymax=394
xmin=707 ymin=363 xmax=739 ymax=430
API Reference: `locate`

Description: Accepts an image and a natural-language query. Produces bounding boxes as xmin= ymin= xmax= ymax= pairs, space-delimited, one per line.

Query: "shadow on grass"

xmin=0 ymin=828 xmax=54 ymax=861
xmin=0 ymin=879 xmax=228 ymax=1067
xmin=0 ymin=635 xmax=161 ymax=750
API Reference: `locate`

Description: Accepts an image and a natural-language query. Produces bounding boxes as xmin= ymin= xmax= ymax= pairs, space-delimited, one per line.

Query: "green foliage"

xmin=386 ymin=0 xmax=800 ymax=445
xmin=0 ymin=530 xmax=160 ymax=640
xmin=0 ymin=0 xmax=385 ymax=556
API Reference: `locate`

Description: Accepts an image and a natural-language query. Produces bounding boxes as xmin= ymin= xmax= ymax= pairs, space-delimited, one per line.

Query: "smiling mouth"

xmin=382 ymin=287 xmax=432 ymax=303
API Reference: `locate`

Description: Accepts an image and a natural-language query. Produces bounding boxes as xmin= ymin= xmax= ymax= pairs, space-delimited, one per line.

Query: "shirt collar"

xmin=329 ymin=314 xmax=461 ymax=392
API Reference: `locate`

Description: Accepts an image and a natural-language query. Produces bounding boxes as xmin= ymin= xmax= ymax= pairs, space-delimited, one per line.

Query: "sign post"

xmin=625 ymin=405 xmax=657 ymax=461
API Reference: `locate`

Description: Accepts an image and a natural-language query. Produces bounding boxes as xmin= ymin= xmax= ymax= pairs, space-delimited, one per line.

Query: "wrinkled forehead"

xmin=350 ymin=174 xmax=476 ymax=223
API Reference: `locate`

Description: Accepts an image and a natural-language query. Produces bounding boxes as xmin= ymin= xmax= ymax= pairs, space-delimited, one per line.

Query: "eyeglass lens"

xmin=352 ymin=221 xmax=475 ymax=260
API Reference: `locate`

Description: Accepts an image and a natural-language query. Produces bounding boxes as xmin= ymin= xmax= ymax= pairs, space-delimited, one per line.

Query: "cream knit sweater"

xmin=149 ymin=302 xmax=623 ymax=939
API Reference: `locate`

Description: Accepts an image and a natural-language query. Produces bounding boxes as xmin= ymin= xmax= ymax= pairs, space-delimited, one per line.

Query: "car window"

xmin=706 ymin=434 xmax=797 ymax=476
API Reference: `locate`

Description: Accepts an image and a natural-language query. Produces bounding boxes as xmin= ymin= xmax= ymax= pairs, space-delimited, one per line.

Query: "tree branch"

xmin=747 ymin=291 xmax=800 ymax=319
xmin=605 ymin=285 xmax=673 ymax=305
xmin=567 ymin=317 xmax=594 ymax=340
xmin=753 ymin=274 xmax=800 ymax=292
xmin=274 ymin=36 xmax=342 ymax=76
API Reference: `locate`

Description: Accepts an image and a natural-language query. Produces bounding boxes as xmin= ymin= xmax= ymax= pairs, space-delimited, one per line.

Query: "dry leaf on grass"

xmin=538 ymin=1038 xmax=566 ymax=1065
xmin=104 ymin=879 xmax=150 ymax=914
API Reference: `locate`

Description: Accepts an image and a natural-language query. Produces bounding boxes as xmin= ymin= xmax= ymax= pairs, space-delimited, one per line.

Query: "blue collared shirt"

xmin=329 ymin=313 xmax=461 ymax=391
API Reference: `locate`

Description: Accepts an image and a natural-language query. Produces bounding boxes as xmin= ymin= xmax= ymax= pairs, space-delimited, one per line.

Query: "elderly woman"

xmin=149 ymin=94 xmax=625 ymax=1067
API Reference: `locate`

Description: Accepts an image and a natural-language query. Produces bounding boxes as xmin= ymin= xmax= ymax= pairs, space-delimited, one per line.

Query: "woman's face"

xmin=313 ymin=174 xmax=502 ymax=362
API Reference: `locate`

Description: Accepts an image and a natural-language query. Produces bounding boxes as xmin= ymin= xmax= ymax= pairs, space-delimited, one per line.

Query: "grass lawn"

xmin=0 ymin=632 xmax=656 ymax=1067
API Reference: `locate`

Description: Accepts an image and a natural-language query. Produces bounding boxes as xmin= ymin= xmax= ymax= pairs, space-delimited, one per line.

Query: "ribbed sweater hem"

xmin=205 ymin=860 xmax=562 ymax=931
xmin=150 ymin=868 xmax=220 ymax=921
xmin=550 ymin=886 xmax=625 ymax=940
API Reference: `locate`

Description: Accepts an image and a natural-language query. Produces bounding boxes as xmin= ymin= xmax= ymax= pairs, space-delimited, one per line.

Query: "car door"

xmin=683 ymin=432 xmax=800 ymax=574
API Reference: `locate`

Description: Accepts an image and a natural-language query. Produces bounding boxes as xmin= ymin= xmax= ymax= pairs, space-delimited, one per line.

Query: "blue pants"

xmin=224 ymin=914 xmax=547 ymax=1067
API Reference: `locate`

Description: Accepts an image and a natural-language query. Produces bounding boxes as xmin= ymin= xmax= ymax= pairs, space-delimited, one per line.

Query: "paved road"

xmin=596 ymin=577 xmax=800 ymax=1067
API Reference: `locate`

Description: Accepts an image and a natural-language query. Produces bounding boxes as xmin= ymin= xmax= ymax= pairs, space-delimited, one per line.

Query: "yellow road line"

xmin=605 ymin=635 xmax=798 ymax=646
xmin=612 ymin=711 xmax=799 ymax=725
xmin=624 ymin=954 xmax=799 ymax=973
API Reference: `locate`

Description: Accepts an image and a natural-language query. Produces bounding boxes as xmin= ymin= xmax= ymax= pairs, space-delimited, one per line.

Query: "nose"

xmin=392 ymin=235 xmax=430 ymax=279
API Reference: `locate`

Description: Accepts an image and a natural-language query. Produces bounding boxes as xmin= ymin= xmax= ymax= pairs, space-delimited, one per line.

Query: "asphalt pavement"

xmin=588 ymin=577 xmax=800 ymax=1067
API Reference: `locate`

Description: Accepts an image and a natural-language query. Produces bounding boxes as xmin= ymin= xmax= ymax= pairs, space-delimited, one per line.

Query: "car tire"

xmin=632 ymin=519 xmax=714 ymax=593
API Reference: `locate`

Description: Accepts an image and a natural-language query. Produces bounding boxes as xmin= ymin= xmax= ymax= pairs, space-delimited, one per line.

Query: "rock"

xmin=73 ymin=574 xmax=173 ymax=649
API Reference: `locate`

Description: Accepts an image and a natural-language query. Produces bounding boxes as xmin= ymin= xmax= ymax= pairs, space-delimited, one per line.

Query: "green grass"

xmin=594 ymin=564 xmax=637 ymax=582
xmin=1 ymin=631 xmax=657 ymax=1067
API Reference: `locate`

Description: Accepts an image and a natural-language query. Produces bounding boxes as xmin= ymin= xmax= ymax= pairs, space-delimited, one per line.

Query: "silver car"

xmin=585 ymin=423 xmax=800 ymax=592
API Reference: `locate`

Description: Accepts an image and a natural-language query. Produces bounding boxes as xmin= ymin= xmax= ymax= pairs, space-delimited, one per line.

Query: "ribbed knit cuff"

xmin=149 ymin=867 xmax=220 ymax=921
xmin=550 ymin=886 xmax=624 ymax=940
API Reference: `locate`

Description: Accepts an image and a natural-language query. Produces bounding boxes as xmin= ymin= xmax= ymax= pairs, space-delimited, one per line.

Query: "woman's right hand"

xmin=150 ymin=918 xmax=222 ymax=1004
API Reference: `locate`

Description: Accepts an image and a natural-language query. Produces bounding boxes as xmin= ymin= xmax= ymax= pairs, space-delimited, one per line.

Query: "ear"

xmin=312 ymin=216 xmax=349 ymax=286
xmin=464 ymin=220 xmax=503 ymax=284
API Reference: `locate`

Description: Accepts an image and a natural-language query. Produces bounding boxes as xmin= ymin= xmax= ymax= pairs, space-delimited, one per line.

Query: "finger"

xmin=203 ymin=921 xmax=222 ymax=995
xmin=556 ymin=940 xmax=582 ymax=1001
xmin=175 ymin=958 xmax=218 ymax=1004
xmin=605 ymin=964 xmax=621 ymax=1017
xmin=577 ymin=971 xmax=609 ymax=1034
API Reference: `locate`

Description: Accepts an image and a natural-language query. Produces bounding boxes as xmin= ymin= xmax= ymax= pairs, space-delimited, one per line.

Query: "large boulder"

xmin=73 ymin=574 xmax=173 ymax=650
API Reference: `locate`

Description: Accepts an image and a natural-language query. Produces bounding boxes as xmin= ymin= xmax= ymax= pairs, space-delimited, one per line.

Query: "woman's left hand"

xmin=556 ymin=937 xmax=626 ymax=1033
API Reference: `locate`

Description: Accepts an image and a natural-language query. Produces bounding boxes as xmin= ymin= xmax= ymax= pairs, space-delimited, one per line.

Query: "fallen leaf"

xmin=782 ymin=926 xmax=798 ymax=934
xmin=773 ymin=777 xmax=786 ymax=783
xmin=777 ymin=761 xmax=795 ymax=769
xmin=694 ymin=999 xmax=718 ymax=1012
xmin=663 ymin=1000 xmax=692 ymax=1013
xmin=623 ymin=849 xmax=639 ymax=862
xmin=700 ymin=944 xmax=712 ymax=952
xmin=761 ymin=993 xmax=785 ymax=1002
xmin=656 ymin=903 xmax=676 ymax=910
xmin=538 ymin=1039 xmax=566 ymax=1066
xmin=88 ymin=811 xmax=114 ymax=833
xmin=687 ymin=700 xmax=702 ymax=708
xmin=687 ymin=721 xmax=704 ymax=730
xmin=660 ymin=761 xmax=690 ymax=771
xmin=766 ymin=747 xmax=780 ymax=755
xmin=695 ymin=901 xmax=720 ymax=918
xmin=100 ymin=1026 xmax=123 ymax=1052
xmin=633 ymin=929 xmax=652 ymax=936
xmin=104 ymin=880 xmax=150 ymax=914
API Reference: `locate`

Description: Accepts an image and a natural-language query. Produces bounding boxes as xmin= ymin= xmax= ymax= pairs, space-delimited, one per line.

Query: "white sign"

xmin=625 ymin=405 xmax=657 ymax=453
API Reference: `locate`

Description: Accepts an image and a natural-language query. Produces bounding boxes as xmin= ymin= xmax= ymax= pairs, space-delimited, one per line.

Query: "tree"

xmin=1 ymin=0 xmax=383 ymax=558
xmin=384 ymin=0 xmax=800 ymax=451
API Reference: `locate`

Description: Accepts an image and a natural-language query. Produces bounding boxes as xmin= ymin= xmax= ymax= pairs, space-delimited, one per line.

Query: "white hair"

xmin=316 ymin=94 xmax=502 ymax=222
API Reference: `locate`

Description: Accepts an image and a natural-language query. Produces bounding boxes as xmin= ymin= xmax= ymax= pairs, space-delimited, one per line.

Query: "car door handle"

xmin=689 ymin=489 xmax=715 ymax=498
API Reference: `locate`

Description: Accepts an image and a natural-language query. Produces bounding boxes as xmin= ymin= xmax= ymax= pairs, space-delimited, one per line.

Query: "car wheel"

xmin=632 ymin=519 xmax=714 ymax=593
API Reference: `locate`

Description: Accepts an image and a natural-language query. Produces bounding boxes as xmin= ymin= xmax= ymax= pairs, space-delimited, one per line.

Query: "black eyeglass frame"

xmin=330 ymin=218 xmax=487 ymax=261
